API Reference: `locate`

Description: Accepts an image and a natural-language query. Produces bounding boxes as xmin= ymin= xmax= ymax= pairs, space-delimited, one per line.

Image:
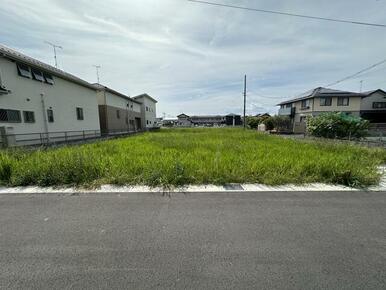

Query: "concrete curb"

xmin=1 ymin=167 xmax=385 ymax=195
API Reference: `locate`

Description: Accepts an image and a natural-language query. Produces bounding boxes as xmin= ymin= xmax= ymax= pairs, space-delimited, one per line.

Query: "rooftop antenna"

xmin=93 ymin=65 xmax=101 ymax=84
xmin=45 ymin=41 xmax=63 ymax=68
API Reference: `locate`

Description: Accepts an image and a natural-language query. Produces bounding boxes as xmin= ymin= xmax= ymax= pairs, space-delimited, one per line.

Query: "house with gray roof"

xmin=0 ymin=43 xmax=101 ymax=145
xmin=0 ymin=43 xmax=159 ymax=146
xmin=278 ymin=87 xmax=386 ymax=133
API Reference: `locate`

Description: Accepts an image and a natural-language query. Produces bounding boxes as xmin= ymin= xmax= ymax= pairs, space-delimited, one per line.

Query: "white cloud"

xmin=1 ymin=0 xmax=386 ymax=116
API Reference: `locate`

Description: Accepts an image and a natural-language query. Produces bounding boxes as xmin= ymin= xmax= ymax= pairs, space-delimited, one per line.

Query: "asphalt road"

xmin=0 ymin=191 xmax=385 ymax=290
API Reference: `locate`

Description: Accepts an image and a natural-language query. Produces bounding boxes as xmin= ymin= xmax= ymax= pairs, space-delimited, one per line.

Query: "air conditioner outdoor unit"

xmin=0 ymin=126 xmax=16 ymax=147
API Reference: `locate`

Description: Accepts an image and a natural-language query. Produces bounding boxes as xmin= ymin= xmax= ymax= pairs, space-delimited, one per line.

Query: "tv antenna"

xmin=45 ymin=41 xmax=63 ymax=68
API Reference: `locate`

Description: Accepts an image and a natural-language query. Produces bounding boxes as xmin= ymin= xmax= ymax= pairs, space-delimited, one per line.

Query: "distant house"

xmin=277 ymin=87 xmax=386 ymax=133
xmin=176 ymin=114 xmax=192 ymax=127
xmin=176 ymin=113 xmax=242 ymax=127
xmin=255 ymin=113 xmax=271 ymax=118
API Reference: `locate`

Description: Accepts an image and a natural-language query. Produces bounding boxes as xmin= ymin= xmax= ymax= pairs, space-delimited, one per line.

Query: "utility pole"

xmin=93 ymin=65 xmax=101 ymax=84
xmin=45 ymin=41 xmax=63 ymax=68
xmin=243 ymin=75 xmax=247 ymax=129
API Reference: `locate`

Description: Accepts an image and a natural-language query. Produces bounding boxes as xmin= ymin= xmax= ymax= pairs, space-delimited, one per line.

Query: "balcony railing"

xmin=278 ymin=107 xmax=295 ymax=116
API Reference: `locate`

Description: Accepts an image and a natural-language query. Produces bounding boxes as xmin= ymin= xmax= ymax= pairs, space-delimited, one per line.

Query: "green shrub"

xmin=307 ymin=112 xmax=369 ymax=139
xmin=246 ymin=117 xmax=260 ymax=129
xmin=263 ymin=117 xmax=275 ymax=131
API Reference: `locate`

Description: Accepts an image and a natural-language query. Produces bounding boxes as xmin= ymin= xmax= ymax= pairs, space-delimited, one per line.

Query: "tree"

xmin=263 ymin=117 xmax=274 ymax=131
xmin=246 ymin=116 xmax=260 ymax=129
xmin=306 ymin=112 xmax=369 ymax=139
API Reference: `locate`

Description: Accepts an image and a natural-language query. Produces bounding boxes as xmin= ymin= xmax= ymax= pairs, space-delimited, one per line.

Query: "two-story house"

xmin=278 ymin=87 xmax=386 ymax=133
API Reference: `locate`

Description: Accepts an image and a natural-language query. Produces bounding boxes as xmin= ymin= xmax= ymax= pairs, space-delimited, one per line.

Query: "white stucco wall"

xmin=135 ymin=95 xmax=157 ymax=128
xmin=313 ymin=96 xmax=361 ymax=112
xmin=0 ymin=57 xmax=100 ymax=135
xmin=99 ymin=90 xmax=141 ymax=113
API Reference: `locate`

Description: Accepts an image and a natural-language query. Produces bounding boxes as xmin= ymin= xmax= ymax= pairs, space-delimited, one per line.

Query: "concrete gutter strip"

xmin=0 ymin=166 xmax=384 ymax=195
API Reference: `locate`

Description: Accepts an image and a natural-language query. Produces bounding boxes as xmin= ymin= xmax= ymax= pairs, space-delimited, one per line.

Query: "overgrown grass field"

xmin=0 ymin=128 xmax=385 ymax=187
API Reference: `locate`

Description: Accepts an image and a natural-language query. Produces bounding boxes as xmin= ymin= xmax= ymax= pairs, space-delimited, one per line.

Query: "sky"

xmin=1 ymin=0 xmax=386 ymax=118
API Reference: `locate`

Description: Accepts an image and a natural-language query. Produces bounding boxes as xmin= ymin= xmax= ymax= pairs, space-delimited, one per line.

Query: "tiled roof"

xmin=133 ymin=93 xmax=158 ymax=103
xmin=277 ymin=87 xmax=364 ymax=106
xmin=92 ymin=83 xmax=142 ymax=104
xmin=0 ymin=43 xmax=96 ymax=90
xmin=361 ymin=89 xmax=386 ymax=96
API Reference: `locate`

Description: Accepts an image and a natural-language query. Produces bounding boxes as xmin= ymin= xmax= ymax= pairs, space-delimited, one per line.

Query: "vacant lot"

xmin=0 ymin=128 xmax=385 ymax=187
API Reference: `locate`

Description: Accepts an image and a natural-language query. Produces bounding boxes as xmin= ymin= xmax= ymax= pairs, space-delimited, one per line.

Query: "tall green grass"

xmin=0 ymin=128 xmax=385 ymax=187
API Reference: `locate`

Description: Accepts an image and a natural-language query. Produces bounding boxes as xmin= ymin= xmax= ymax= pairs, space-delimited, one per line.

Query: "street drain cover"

xmin=223 ymin=184 xmax=244 ymax=191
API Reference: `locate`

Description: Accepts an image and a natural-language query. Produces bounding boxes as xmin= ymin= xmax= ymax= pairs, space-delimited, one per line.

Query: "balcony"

xmin=278 ymin=107 xmax=295 ymax=116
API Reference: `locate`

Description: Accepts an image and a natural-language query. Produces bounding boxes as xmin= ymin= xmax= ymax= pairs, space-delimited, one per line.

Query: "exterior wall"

xmin=97 ymin=90 xmax=143 ymax=132
xmin=361 ymin=92 xmax=386 ymax=111
xmin=135 ymin=95 xmax=157 ymax=128
xmin=313 ymin=96 xmax=361 ymax=112
xmin=281 ymin=96 xmax=363 ymax=133
xmin=0 ymin=57 xmax=99 ymax=135
xmin=177 ymin=116 xmax=192 ymax=127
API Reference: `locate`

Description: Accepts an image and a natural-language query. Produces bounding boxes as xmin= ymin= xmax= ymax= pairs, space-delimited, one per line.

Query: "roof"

xmin=256 ymin=113 xmax=271 ymax=117
xmin=0 ymin=43 xmax=96 ymax=90
xmin=361 ymin=89 xmax=386 ymax=97
xmin=133 ymin=93 xmax=158 ymax=103
xmin=92 ymin=84 xmax=141 ymax=104
xmin=177 ymin=113 xmax=190 ymax=118
xmin=277 ymin=87 xmax=364 ymax=106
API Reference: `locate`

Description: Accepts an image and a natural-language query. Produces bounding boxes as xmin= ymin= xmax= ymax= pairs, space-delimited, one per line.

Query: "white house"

xmin=0 ymin=44 xmax=100 ymax=145
xmin=132 ymin=94 xmax=158 ymax=128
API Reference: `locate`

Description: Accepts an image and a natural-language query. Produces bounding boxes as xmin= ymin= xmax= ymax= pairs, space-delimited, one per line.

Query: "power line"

xmin=325 ymin=59 xmax=386 ymax=87
xmin=187 ymin=0 xmax=386 ymax=28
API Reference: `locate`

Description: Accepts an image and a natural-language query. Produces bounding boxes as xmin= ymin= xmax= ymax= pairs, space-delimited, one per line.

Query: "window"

xmin=17 ymin=63 xmax=31 ymax=78
xmin=116 ymin=110 xmax=120 ymax=119
xmin=43 ymin=73 xmax=54 ymax=85
xmin=146 ymin=120 xmax=149 ymax=125
xmin=286 ymin=104 xmax=292 ymax=108
xmin=32 ymin=69 xmax=44 ymax=82
xmin=76 ymin=107 xmax=84 ymax=120
xmin=280 ymin=105 xmax=284 ymax=109
xmin=23 ymin=111 xmax=35 ymax=123
xmin=373 ymin=102 xmax=386 ymax=109
xmin=320 ymin=97 xmax=332 ymax=106
xmin=301 ymin=99 xmax=310 ymax=109
xmin=47 ymin=109 xmax=54 ymax=122
xmin=0 ymin=109 xmax=21 ymax=123
xmin=337 ymin=97 xmax=349 ymax=106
